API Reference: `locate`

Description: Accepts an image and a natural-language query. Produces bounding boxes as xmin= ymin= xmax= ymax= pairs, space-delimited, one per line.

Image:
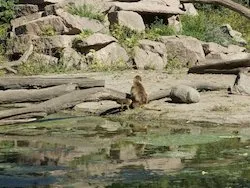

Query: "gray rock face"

xmin=14 ymin=4 xmax=39 ymax=18
xmin=108 ymin=11 xmax=145 ymax=32
xmin=170 ymin=85 xmax=200 ymax=103
xmin=33 ymin=35 xmax=75 ymax=52
xmin=167 ymin=15 xmax=182 ymax=32
xmin=60 ymin=47 xmax=86 ymax=70
xmin=56 ymin=9 xmax=105 ymax=34
xmin=221 ymin=24 xmax=247 ymax=45
xmin=11 ymin=12 xmax=43 ymax=31
xmin=15 ymin=15 xmax=69 ymax=36
xmin=73 ymin=33 xmax=117 ymax=53
xmin=18 ymin=0 xmax=66 ymax=4
xmin=134 ymin=39 xmax=167 ymax=70
xmin=113 ymin=1 xmax=184 ymax=14
xmin=182 ymin=3 xmax=198 ymax=16
xmin=160 ymin=35 xmax=205 ymax=66
xmin=87 ymin=42 xmax=129 ymax=65
xmin=32 ymin=53 xmax=59 ymax=65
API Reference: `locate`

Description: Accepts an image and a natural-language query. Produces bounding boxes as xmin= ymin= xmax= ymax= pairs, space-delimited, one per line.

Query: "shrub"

xmin=0 ymin=0 xmax=16 ymax=24
xmin=145 ymin=18 xmax=177 ymax=40
xmin=165 ymin=57 xmax=184 ymax=74
xmin=40 ymin=25 xmax=57 ymax=36
xmin=67 ymin=4 xmax=105 ymax=22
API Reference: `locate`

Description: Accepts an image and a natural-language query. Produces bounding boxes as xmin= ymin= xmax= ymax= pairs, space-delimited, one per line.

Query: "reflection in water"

xmin=0 ymin=117 xmax=250 ymax=187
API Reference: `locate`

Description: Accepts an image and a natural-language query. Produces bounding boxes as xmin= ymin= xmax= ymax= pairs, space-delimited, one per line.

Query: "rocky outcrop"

xmin=134 ymin=40 xmax=167 ymax=70
xmin=73 ymin=33 xmax=117 ymax=53
xmin=15 ymin=15 xmax=68 ymax=36
xmin=14 ymin=4 xmax=39 ymax=17
xmin=160 ymin=35 xmax=206 ymax=66
xmin=221 ymin=24 xmax=247 ymax=45
xmin=108 ymin=11 xmax=145 ymax=32
xmin=55 ymin=9 xmax=106 ymax=34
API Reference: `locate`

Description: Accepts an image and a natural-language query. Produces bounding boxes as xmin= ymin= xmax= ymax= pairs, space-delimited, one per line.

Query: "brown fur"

xmin=130 ymin=75 xmax=148 ymax=108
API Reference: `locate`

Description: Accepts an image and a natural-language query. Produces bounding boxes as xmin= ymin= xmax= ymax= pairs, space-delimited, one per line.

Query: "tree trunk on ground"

xmin=180 ymin=0 xmax=250 ymax=19
xmin=0 ymin=84 xmax=77 ymax=104
xmin=0 ymin=76 xmax=105 ymax=90
xmin=188 ymin=58 xmax=250 ymax=74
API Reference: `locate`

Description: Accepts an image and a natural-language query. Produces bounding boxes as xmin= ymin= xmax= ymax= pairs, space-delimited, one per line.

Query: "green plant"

xmin=0 ymin=0 xmax=16 ymax=24
xmin=67 ymin=4 xmax=105 ymax=22
xmin=165 ymin=57 xmax=184 ymax=74
xmin=110 ymin=24 xmax=144 ymax=50
xmin=40 ymin=25 xmax=57 ymax=36
xmin=17 ymin=56 xmax=68 ymax=75
xmin=145 ymin=17 xmax=177 ymax=40
xmin=79 ymin=29 xmax=93 ymax=38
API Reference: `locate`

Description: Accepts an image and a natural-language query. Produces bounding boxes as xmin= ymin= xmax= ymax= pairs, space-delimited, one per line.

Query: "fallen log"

xmin=0 ymin=87 xmax=127 ymax=121
xmin=188 ymin=58 xmax=250 ymax=74
xmin=189 ymin=82 xmax=230 ymax=91
xmin=188 ymin=68 xmax=250 ymax=75
xmin=0 ymin=76 xmax=105 ymax=90
xmin=0 ymin=84 xmax=77 ymax=104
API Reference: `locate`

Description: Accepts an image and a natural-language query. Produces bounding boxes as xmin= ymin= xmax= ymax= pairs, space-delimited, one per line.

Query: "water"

xmin=0 ymin=116 xmax=250 ymax=187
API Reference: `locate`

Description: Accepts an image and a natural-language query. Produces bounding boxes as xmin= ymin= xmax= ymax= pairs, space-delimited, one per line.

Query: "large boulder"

xmin=160 ymin=35 xmax=205 ymax=66
xmin=205 ymin=52 xmax=250 ymax=61
xmin=182 ymin=3 xmax=198 ymax=16
xmin=11 ymin=12 xmax=43 ymax=31
xmin=108 ymin=11 xmax=145 ymax=32
xmin=60 ymin=47 xmax=87 ymax=70
xmin=14 ymin=4 xmax=39 ymax=18
xmin=14 ymin=15 xmax=69 ymax=36
xmin=73 ymin=33 xmax=117 ymax=53
xmin=170 ymin=85 xmax=200 ymax=103
xmin=134 ymin=39 xmax=167 ymax=70
xmin=31 ymin=53 xmax=59 ymax=65
xmin=220 ymin=24 xmax=247 ymax=45
xmin=87 ymin=42 xmax=129 ymax=65
xmin=32 ymin=35 xmax=75 ymax=52
xmin=55 ymin=9 xmax=105 ymax=34
xmin=112 ymin=1 xmax=184 ymax=14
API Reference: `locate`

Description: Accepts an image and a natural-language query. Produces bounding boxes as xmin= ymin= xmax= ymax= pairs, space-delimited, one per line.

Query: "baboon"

xmin=130 ymin=75 xmax=148 ymax=108
xmin=115 ymin=98 xmax=132 ymax=111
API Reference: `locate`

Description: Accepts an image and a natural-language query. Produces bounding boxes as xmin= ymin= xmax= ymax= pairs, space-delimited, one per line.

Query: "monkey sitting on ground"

xmin=130 ymin=75 xmax=148 ymax=108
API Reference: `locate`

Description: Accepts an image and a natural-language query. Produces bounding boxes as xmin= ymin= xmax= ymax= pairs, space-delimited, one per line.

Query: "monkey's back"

xmin=131 ymin=81 xmax=148 ymax=105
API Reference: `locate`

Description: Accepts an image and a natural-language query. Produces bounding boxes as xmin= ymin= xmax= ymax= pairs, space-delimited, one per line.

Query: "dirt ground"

xmin=81 ymin=70 xmax=250 ymax=125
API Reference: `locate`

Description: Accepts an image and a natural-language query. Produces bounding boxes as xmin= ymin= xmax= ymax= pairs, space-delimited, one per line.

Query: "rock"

xmin=112 ymin=1 xmax=184 ymax=14
xmin=160 ymin=35 xmax=205 ymax=66
xmin=170 ymin=85 xmax=200 ymax=103
xmin=74 ymin=100 xmax=120 ymax=115
xmin=6 ymin=34 xmax=39 ymax=56
xmin=11 ymin=12 xmax=43 ymax=31
xmin=55 ymin=9 xmax=105 ymax=34
xmin=73 ymin=33 xmax=117 ymax=53
xmin=167 ymin=15 xmax=182 ymax=32
xmin=182 ymin=3 xmax=198 ymax=16
xmin=134 ymin=39 xmax=167 ymax=70
xmin=31 ymin=53 xmax=59 ymax=65
xmin=18 ymin=0 xmax=66 ymax=4
xmin=88 ymin=42 xmax=129 ymax=65
xmin=14 ymin=15 xmax=69 ymax=36
xmin=108 ymin=11 xmax=145 ymax=32
xmin=14 ymin=4 xmax=39 ymax=18
xmin=230 ymin=73 xmax=250 ymax=96
xmin=220 ymin=24 xmax=247 ymax=45
xmin=203 ymin=42 xmax=246 ymax=55
xmin=60 ymin=47 xmax=87 ymax=70
xmin=206 ymin=52 xmax=250 ymax=61
xmin=33 ymin=35 xmax=75 ymax=52
xmin=96 ymin=119 xmax=122 ymax=132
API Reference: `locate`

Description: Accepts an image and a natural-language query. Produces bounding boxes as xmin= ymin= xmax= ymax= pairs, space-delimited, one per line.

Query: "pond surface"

xmin=1 ymin=115 xmax=250 ymax=187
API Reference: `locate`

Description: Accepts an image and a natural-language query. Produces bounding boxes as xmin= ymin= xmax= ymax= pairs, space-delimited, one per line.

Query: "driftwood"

xmin=0 ymin=87 xmax=126 ymax=121
xmin=0 ymin=84 xmax=77 ymax=104
xmin=0 ymin=44 xmax=34 ymax=74
xmin=0 ymin=76 xmax=105 ymax=90
xmin=188 ymin=67 xmax=250 ymax=75
xmin=188 ymin=58 xmax=250 ymax=74
xmin=180 ymin=0 xmax=250 ymax=20
xmin=190 ymin=82 xmax=230 ymax=91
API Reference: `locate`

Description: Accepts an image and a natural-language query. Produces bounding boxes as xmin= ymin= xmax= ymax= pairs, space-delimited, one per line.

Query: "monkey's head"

xmin=134 ymin=75 xmax=142 ymax=82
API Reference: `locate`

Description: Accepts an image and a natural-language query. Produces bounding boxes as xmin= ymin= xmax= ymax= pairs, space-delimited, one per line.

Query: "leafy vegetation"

xmin=0 ymin=0 xmax=16 ymax=24
xmin=67 ymin=4 xmax=105 ymax=22
xmin=79 ymin=29 xmax=93 ymax=38
xmin=40 ymin=25 xmax=57 ymax=36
